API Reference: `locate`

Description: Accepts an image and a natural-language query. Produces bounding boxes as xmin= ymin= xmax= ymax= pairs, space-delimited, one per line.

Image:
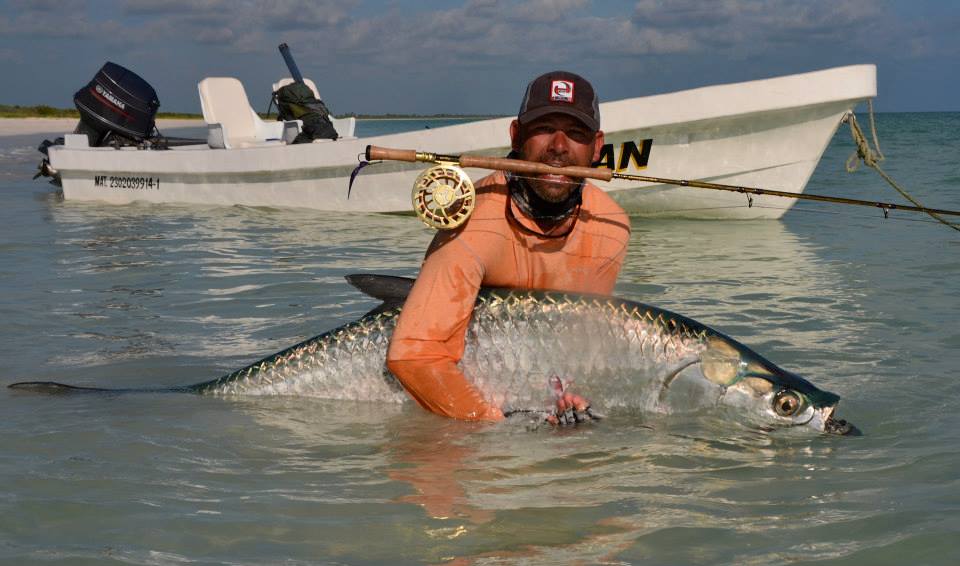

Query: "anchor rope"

xmin=845 ymin=101 xmax=959 ymax=232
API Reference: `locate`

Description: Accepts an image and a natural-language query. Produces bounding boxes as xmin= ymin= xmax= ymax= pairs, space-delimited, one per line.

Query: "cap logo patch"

xmin=550 ymin=80 xmax=574 ymax=103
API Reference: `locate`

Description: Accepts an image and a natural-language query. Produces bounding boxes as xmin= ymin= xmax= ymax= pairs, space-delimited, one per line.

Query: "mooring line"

xmin=845 ymin=102 xmax=959 ymax=232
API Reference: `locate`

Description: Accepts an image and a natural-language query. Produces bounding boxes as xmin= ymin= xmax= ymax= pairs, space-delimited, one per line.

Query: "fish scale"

xmin=9 ymin=277 xmax=855 ymax=434
xmin=461 ymin=292 xmax=707 ymax=410
xmin=192 ymin=290 xmax=710 ymax=413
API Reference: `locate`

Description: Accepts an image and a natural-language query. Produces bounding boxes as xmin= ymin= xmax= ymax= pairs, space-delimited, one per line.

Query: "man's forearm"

xmin=386 ymin=358 xmax=503 ymax=421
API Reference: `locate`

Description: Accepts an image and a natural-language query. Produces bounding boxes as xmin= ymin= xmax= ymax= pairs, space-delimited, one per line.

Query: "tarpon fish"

xmin=9 ymin=274 xmax=858 ymax=435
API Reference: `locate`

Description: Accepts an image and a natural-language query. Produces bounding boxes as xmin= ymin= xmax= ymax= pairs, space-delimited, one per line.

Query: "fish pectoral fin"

xmin=502 ymin=407 xmax=602 ymax=429
xmin=502 ymin=408 xmax=552 ymax=419
xmin=502 ymin=408 xmax=552 ymax=430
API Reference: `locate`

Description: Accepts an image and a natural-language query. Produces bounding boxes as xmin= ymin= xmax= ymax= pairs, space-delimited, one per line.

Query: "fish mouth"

xmin=824 ymin=416 xmax=861 ymax=436
xmin=821 ymin=406 xmax=862 ymax=436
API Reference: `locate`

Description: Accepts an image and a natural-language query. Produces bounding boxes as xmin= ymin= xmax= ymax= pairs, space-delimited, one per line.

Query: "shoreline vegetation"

xmin=0 ymin=104 xmax=504 ymax=121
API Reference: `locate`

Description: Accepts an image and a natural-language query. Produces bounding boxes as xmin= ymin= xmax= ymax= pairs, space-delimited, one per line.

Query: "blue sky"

xmin=1 ymin=0 xmax=957 ymax=115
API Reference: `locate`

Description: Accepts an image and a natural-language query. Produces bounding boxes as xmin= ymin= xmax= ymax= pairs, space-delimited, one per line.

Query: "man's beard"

xmin=508 ymin=175 xmax=583 ymax=221
xmin=530 ymin=149 xmax=577 ymax=201
xmin=528 ymin=176 xmax=576 ymax=203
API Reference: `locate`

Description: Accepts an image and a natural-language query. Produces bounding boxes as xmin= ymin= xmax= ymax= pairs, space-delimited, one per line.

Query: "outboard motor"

xmin=73 ymin=62 xmax=160 ymax=147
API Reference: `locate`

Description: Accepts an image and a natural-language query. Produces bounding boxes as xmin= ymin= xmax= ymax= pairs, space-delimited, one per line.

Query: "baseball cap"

xmin=517 ymin=70 xmax=600 ymax=131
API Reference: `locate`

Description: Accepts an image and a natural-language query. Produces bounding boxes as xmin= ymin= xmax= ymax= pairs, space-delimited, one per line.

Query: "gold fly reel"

xmin=412 ymin=162 xmax=475 ymax=229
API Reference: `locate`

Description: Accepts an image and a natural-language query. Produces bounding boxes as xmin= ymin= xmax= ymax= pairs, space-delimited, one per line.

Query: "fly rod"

xmin=362 ymin=145 xmax=960 ymax=230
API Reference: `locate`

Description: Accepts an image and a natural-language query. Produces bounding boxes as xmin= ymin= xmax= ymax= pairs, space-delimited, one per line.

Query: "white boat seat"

xmin=198 ymin=77 xmax=298 ymax=149
xmin=272 ymin=77 xmax=322 ymax=99
xmin=329 ymin=117 xmax=356 ymax=139
xmin=272 ymin=77 xmax=356 ymax=139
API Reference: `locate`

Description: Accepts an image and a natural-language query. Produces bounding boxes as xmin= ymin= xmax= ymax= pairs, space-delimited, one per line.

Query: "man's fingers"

xmin=546 ymin=380 xmax=596 ymax=426
xmin=550 ymin=403 xmax=596 ymax=426
xmin=561 ymin=392 xmax=589 ymax=411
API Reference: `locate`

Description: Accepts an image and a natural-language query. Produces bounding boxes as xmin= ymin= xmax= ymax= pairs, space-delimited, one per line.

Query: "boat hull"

xmin=47 ymin=65 xmax=876 ymax=220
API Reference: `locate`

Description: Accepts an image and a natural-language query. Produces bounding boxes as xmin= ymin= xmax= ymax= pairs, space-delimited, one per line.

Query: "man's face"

xmin=510 ymin=113 xmax=604 ymax=203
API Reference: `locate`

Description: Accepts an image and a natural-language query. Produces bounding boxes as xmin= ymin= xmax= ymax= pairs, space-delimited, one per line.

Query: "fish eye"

xmin=773 ymin=390 xmax=803 ymax=417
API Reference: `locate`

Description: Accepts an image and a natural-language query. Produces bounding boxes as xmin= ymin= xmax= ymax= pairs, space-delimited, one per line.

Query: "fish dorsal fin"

xmin=345 ymin=274 xmax=415 ymax=315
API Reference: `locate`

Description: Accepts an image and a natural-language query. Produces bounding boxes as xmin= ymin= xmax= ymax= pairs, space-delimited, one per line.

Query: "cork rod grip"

xmin=366 ymin=146 xmax=419 ymax=163
xmin=458 ymin=154 xmax=613 ymax=182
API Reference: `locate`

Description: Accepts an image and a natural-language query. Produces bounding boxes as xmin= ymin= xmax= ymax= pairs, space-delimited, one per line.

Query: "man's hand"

xmin=546 ymin=375 xmax=599 ymax=425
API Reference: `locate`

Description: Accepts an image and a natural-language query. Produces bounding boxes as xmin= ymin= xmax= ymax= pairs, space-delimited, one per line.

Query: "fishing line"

xmin=355 ymin=145 xmax=960 ymax=232
xmin=502 ymin=187 xmax=951 ymax=228
xmin=458 ymin=172 xmax=953 ymax=227
xmin=784 ymin=202 xmax=951 ymax=226
xmin=480 ymin=178 xmax=952 ymax=227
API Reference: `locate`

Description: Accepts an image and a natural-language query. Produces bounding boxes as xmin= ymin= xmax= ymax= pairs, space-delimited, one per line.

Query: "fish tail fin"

xmin=8 ymin=381 xmax=119 ymax=393
xmin=7 ymin=381 xmax=191 ymax=394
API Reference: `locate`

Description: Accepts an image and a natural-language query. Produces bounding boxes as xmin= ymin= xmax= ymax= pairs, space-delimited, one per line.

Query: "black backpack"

xmin=273 ymin=82 xmax=339 ymax=143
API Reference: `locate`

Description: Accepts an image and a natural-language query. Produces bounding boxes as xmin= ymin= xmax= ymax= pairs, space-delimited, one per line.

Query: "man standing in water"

xmin=387 ymin=71 xmax=631 ymax=422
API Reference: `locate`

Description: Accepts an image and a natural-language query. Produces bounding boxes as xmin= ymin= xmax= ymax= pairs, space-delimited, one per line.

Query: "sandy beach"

xmin=0 ymin=117 xmax=203 ymax=137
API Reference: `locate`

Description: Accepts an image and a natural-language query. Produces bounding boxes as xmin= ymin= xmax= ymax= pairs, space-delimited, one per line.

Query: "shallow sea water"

xmin=0 ymin=115 xmax=958 ymax=565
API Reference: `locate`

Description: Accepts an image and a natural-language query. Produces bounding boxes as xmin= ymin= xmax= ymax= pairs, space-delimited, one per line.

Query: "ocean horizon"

xmin=1 ymin=111 xmax=958 ymax=564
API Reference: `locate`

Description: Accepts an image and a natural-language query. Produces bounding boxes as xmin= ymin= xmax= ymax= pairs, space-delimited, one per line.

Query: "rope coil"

xmin=845 ymin=101 xmax=959 ymax=232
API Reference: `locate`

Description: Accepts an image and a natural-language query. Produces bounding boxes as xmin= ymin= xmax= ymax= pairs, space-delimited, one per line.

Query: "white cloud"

xmin=630 ymin=0 xmax=887 ymax=56
xmin=0 ymin=0 xmax=955 ymax=112
xmin=0 ymin=0 xmax=931 ymax=62
xmin=0 ymin=48 xmax=22 ymax=63
xmin=0 ymin=0 xmax=117 ymax=39
xmin=510 ymin=0 xmax=589 ymax=24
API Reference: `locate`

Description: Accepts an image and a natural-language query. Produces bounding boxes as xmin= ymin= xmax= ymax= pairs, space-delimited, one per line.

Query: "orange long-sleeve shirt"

xmin=386 ymin=171 xmax=631 ymax=420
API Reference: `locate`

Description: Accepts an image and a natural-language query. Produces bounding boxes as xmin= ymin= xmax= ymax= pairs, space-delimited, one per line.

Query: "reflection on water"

xmin=618 ymin=218 xmax=878 ymax=404
xmin=221 ymin=395 xmax=874 ymax=563
xmin=44 ymin=204 xmax=870 ymax=390
xmin=40 ymin=202 xmax=434 ymax=376
xmin=2 ymin=119 xmax=960 ymax=564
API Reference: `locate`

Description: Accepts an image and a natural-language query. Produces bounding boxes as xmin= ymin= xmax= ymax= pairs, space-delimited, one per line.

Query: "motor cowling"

xmin=73 ymin=62 xmax=159 ymax=146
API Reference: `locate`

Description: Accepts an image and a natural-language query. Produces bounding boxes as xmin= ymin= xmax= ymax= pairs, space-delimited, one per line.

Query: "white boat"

xmin=41 ymin=64 xmax=876 ymax=220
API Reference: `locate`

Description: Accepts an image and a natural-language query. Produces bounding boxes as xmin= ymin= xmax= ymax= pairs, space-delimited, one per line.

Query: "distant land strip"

xmin=0 ymin=104 xmax=505 ymax=121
